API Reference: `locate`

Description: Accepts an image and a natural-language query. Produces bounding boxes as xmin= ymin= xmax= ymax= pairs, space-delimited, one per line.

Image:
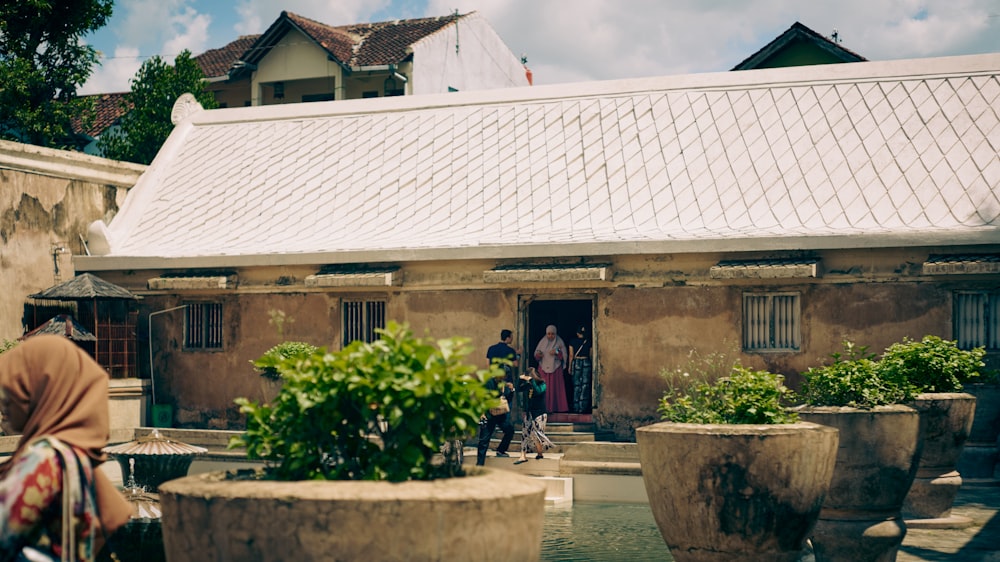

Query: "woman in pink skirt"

xmin=533 ymin=325 xmax=568 ymax=413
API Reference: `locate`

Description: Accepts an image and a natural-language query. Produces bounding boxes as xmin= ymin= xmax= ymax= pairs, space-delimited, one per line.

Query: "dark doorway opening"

xmin=524 ymin=298 xmax=593 ymax=414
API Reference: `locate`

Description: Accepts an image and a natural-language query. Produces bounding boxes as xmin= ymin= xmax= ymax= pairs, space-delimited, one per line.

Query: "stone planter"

xmin=958 ymin=383 xmax=1000 ymax=480
xmin=635 ymin=421 xmax=839 ymax=562
xmin=158 ymin=467 xmax=546 ymax=562
xmin=903 ymin=392 xmax=977 ymax=524
xmin=796 ymin=405 xmax=922 ymax=562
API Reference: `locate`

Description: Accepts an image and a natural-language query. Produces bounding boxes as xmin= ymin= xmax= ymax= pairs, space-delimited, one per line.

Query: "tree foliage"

xmin=98 ymin=50 xmax=217 ymax=164
xmin=0 ymin=0 xmax=112 ymax=148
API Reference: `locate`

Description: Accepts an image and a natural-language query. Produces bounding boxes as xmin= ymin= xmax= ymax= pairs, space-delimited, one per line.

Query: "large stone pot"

xmin=635 ymin=421 xmax=839 ymax=562
xmin=796 ymin=405 xmax=922 ymax=562
xmin=903 ymin=392 xmax=977 ymax=523
xmin=158 ymin=467 xmax=546 ymax=562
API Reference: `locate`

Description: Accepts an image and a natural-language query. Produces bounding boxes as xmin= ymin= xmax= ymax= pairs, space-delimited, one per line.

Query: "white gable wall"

xmin=410 ymin=13 xmax=529 ymax=94
xmin=252 ymin=29 xmax=344 ymax=105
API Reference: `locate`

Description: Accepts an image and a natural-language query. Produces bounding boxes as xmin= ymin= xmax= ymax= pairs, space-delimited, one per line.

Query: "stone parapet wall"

xmin=0 ymin=140 xmax=143 ymax=340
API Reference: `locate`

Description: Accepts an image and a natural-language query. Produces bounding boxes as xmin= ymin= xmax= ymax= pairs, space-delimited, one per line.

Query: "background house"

xmin=213 ymin=11 xmax=531 ymax=107
xmin=731 ymin=21 xmax=867 ymax=70
xmin=73 ymin=11 xmax=530 ymax=156
xmin=77 ymin=53 xmax=1000 ymax=436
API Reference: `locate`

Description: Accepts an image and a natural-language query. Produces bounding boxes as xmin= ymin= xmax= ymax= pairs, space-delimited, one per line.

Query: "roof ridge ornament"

xmin=171 ymin=93 xmax=204 ymax=125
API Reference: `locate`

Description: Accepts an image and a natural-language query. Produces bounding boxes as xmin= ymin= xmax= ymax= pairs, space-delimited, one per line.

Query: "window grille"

xmin=185 ymin=303 xmax=223 ymax=350
xmin=743 ymin=293 xmax=800 ymax=351
xmin=955 ymin=292 xmax=1000 ymax=350
xmin=343 ymin=300 xmax=386 ymax=345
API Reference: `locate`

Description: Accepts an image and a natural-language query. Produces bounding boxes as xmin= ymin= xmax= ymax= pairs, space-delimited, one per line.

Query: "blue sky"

xmin=81 ymin=0 xmax=1000 ymax=94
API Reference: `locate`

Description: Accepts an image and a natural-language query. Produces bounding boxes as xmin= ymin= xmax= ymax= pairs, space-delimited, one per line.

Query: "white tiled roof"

xmin=89 ymin=54 xmax=1000 ymax=268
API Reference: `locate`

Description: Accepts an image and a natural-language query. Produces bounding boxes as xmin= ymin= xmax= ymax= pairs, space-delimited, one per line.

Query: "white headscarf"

xmin=534 ymin=325 xmax=566 ymax=373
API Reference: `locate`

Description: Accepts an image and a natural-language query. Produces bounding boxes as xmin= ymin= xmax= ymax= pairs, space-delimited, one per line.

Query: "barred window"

xmin=343 ymin=300 xmax=386 ymax=345
xmin=954 ymin=292 xmax=1000 ymax=350
xmin=184 ymin=303 xmax=223 ymax=350
xmin=743 ymin=293 xmax=800 ymax=352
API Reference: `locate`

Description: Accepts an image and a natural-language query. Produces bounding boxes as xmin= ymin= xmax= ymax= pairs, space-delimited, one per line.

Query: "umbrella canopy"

xmin=21 ymin=314 xmax=97 ymax=341
xmin=30 ymin=273 xmax=137 ymax=301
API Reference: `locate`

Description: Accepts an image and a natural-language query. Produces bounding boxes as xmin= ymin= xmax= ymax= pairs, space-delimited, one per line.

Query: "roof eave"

xmin=72 ymin=230 xmax=1000 ymax=272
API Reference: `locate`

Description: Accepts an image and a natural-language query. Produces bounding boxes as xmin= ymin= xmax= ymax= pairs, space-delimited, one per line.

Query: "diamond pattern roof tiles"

xmin=94 ymin=54 xmax=1000 ymax=266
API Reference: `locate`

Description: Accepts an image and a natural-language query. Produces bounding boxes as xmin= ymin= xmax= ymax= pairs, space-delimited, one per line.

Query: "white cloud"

xmin=232 ymin=0 xmax=393 ymax=36
xmin=163 ymin=7 xmax=212 ymax=59
xmin=426 ymin=0 xmax=1000 ymax=85
xmin=80 ymin=46 xmax=143 ymax=95
xmin=81 ymin=0 xmax=1000 ymax=94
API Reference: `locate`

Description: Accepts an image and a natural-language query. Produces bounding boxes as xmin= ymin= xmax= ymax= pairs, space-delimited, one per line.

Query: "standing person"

xmin=533 ymin=325 xmax=568 ymax=413
xmin=475 ymin=371 xmax=515 ymax=466
xmin=486 ymin=329 xmax=520 ymax=386
xmin=568 ymin=326 xmax=593 ymax=413
xmin=0 ymin=335 xmax=133 ymax=561
xmin=514 ymin=368 xmax=554 ymax=464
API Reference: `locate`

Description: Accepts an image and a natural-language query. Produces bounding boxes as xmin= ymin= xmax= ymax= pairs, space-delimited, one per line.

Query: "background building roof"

xmin=80 ymin=53 xmax=1000 ymax=270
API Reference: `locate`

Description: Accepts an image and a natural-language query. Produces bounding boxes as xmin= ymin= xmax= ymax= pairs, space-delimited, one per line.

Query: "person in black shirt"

xmin=486 ymin=329 xmax=519 ymax=385
xmin=477 ymin=329 xmax=519 ymax=465
xmin=476 ymin=369 xmax=515 ymax=465
xmin=568 ymin=325 xmax=592 ymax=413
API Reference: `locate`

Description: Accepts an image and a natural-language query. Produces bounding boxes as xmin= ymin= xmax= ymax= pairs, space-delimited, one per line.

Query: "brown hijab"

xmin=0 ymin=335 xmax=132 ymax=536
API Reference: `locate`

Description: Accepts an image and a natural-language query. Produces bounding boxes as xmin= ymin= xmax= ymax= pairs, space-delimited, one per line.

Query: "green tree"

xmin=99 ymin=50 xmax=217 ymax=164
xmin=0 ymin=0 xmax=112 ymax=148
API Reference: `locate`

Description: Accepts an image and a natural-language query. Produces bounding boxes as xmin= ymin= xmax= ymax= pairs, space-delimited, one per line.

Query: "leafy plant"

xmin=0 ymin=0 xmax=112 ymax=148
xmin=800 ymin=341 xmax=916 ymax=408
xmin=878 ymin=335 xmax=985 ymax=393
xmin=98 ymin=49 xmax=218 ymax=164
xmin=0 ymin=339 xmax=16 ymax=355
xmin=231 ymin=322 xmax=498 ymax=482
xmin=658 ymin=365 xmax=799 ymax=424
xmin=251 ymin=341 xmax=319 ymax=381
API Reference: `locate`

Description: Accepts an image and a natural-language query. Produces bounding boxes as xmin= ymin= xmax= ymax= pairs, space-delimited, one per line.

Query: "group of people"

xmin=476 ymin=325 xmax=592 ymax=466
xmin=533 ymin=324 xmax=592 ymax=414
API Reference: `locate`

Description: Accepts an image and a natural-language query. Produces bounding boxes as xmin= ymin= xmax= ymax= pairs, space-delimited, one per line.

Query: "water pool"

xmin=541 ymin=502 xmax=673 ymax=561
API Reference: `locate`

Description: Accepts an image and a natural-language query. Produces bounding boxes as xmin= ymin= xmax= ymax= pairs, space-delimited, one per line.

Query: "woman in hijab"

xmin=0 ymin=335 xmax=132 ymax=561
xmin=513 ymin=368 xmax=554 ymax=464
xmin=532 ymin=325 xmax=568 ymax=413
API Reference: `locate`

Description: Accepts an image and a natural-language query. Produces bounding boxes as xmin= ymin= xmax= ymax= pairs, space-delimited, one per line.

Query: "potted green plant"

xmin=795 ymin=342 xmax=922 ymax=562
xmin=249 ymin=340 xmax=319 ymax=401
xmin=157 ymin=322 xmax=547 ymax=561
xmin=249 ymin=340 xmax=319 ymax=381
xmin=636 ymin=364 xmax=839 ymax=562
xmin=878 ymin=335 xmax=985 ymax=524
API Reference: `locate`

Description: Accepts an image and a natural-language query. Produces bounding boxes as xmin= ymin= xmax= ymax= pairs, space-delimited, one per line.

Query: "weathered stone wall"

xmin=91 ymin=246 xmax=994 ymax=436
xmin=0 ymin=141 xmax=143 ymax=340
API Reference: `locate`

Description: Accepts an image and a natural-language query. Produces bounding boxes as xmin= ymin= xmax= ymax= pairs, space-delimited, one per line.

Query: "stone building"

xmin=77 ymin=54 xmax=1000 ymax=437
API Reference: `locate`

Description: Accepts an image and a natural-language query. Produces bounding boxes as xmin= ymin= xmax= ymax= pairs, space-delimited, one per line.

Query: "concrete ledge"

xmin=560 ymin=442 xmax=642 ymax=476
xmin=0 ymin=139 xmax=145 ymax=187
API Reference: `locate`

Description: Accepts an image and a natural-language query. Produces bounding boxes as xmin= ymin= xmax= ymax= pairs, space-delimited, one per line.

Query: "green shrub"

xmin=251 ymin=341 xmax=319 ymax=380
xmin=231 ymin=322 xmax=497 ymax=482
xmin=800 ymin=341 xmax=915 ymax=408
xmin=658 ymin=365 xmax=799 ymax=424
xmin=0 ymin=339 xmax=16 ymax=355
xmin=878 ymin=335 xmax=985 ymax=393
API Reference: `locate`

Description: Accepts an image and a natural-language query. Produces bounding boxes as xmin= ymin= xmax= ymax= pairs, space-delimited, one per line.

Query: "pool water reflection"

xmin=541 ymin=502 xmax=673 ymax=561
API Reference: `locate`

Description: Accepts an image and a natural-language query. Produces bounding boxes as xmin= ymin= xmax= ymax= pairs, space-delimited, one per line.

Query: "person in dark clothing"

xmin=514 ymin=368 xmax=554 ymax=464
xmin=476 ymin=371 xmax=515 ymax=465
xmin=568 ymin=325 xmax=593 ymax=413
xmin=486 ymin=329 xmax=520 ymax=385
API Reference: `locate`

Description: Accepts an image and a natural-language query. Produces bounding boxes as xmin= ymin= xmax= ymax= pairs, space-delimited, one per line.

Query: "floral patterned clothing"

xmin=0 ymin=437 xmax=101 ymax=562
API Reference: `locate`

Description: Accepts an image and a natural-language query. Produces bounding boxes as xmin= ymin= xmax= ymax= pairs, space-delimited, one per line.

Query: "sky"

xmin=80 ymin=0 xmax=1000 ymax=95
